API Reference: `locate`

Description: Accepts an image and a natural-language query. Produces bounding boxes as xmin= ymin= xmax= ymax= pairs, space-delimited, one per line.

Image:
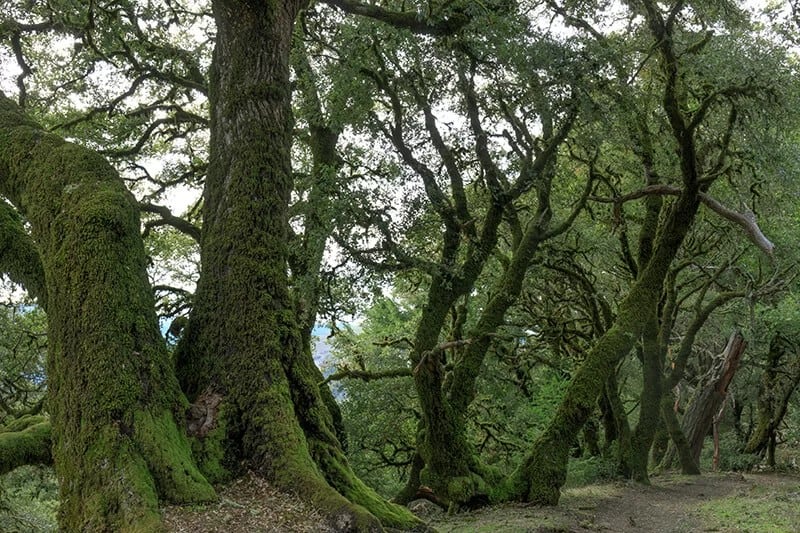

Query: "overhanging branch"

xmin=592 ymin=185 xmax=775 ymax=255
xmin=321 ymin=0 xmax=469 ymax=36
xmin=321 ymin=367 xmax=412 ymax=386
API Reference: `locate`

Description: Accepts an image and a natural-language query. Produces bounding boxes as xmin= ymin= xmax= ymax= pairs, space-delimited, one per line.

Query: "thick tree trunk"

xmin=174 ymin=3 xmax=420 ymax=530
xmin=682 ymin=330 xmax=746 ymax=466
xmin=411 ymin=280 xmax=480 ymax=508
xmin=0 ymin=93 xmax=215 ymax=531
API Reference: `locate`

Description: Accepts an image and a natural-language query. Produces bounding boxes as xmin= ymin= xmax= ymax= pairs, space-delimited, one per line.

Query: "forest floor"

xmin=162 ymin=471 xmax=800 ymax=532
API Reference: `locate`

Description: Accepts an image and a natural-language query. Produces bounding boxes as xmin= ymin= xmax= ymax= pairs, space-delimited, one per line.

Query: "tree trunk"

xmin=173 ymin=3 xmax=419 ymax=530
xmin=681 ymin=330 xmax=746 ymax=466
xmin=506 ymin=183 xmax=701 ymax=505
xmin=744 ymin=334 xmax=800 ymax=458
xmin=627 ymin=311 xmax=663 ymax=483
xmin=659 ymin=394 xmax=700 ymax=474
xmin=0 ymin=93 xmax=215 ymax=531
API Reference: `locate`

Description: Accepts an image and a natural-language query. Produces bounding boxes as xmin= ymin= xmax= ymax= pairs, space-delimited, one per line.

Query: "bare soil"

xmin=162 ymin=471 xmax=800 ymax=532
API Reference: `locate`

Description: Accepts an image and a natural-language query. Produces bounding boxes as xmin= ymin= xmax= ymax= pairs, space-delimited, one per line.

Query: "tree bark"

xmin=0 ymin=92 xmax=215 ymax=532
xmin=681 ymin=330 xmax=746 ymax=466
xmin=174 ymin=2 xmax=420 ymax=530
xmin=506 ymin=183 xmax=701 ymax=504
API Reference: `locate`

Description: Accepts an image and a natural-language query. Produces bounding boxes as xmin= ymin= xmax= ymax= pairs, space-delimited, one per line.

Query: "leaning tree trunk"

xmin=506 ymin=184 xmax=701 ymax=505
xmin=659 ymin=393 xmax=700 ymax=474
xmin=681 ymin=330 xmax=746 ymax=466
xmin=173 ymin=2 xmax=419 ymax=530
xmin=0 ymin=93 xmax=215 ymax=531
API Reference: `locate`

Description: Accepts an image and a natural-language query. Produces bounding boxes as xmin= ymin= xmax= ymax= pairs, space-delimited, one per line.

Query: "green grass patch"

xmin=699 ymin=482 xmax=800 ymax=533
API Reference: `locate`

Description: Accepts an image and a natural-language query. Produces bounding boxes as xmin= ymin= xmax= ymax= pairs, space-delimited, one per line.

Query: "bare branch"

xmin=591 ymin=184 xmax=775 ymax=256
xmin=139 ymin=202 xmax=201 ymax=242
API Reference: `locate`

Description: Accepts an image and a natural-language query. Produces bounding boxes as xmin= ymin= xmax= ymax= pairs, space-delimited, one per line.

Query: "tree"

xmin=0 ymin=91 xmax=216 ymax=530
xmin=507 ymin=0 xmax=792 ymax=504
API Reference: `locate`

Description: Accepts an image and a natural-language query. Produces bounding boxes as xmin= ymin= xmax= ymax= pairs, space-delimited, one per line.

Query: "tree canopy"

xmin=0 ymin=0 xmax=799 ymax=531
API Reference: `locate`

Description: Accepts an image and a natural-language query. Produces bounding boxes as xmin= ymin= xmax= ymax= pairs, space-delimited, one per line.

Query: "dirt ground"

xmin=430 ymin=472 xmax=800 ymax=532
xmin=163 ymin=471 xmax=800 ymax=532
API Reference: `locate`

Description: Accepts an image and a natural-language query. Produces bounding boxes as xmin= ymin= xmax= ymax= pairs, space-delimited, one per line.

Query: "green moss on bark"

xmin=0 ymin=418 xmax=51 ymax=475
xmin=0 ymin=92 xmax=215 ymax=531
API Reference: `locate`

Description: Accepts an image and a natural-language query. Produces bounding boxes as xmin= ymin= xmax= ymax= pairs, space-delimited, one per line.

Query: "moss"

xmin=0 ymin=419 xmax=51 ymax=475
xmin=0 ymin=414 xmax=48 ymax=433
xmin=63 ymin=425 xmax=164 ymax=532
xmin=0 ymin=201 xmax=46 ymax=307
xmin=190 ymin=417 xmax=232 ymax=485
xmin=134 ymin=410 xmax=217 ymax=503
xmin=0 ymin=93 xmax=216 ymax=530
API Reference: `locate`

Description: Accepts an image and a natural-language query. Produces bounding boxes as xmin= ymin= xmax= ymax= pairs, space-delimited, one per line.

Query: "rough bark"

xmin=626 ymin=187 xmax=664 ymax=483
xmin=0 ymin=92 xmax=215 ymax=532
xmin=682 ymin=330 xmax=746 ymax=466
xmin=174 ymin=3 xmax=420 ymax=530
xmin=291 ymin=39 xmax=349 ymax=450
xmin=659 ymin=394 xmax=700 ymax=474
xmin=628 ymin=310 xmax=664 ymax=482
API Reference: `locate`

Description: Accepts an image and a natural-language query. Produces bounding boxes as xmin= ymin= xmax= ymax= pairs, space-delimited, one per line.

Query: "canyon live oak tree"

xmin=0 ymin=0 xmax=797 ymax=531
xmin=0 ymin=0 xmax=492 ymax=530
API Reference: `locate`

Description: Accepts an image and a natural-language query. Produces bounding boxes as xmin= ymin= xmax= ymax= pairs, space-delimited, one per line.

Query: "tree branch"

xmin=591 ymin=184 xmax=775 ymax=256
xmin=321 ymin=0 xmax=470 ymax=36
xmin=0 ymin=201 xmax=47 ymax=307
xmin=139 ymin=202 xmax=201 ymax=242
xmin=321 ymin=367 xmax=412 ymax=386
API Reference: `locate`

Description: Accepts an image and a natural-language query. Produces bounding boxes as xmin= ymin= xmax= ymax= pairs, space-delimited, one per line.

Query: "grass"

xmin=698 ymin=477 xmax=800 ymax=533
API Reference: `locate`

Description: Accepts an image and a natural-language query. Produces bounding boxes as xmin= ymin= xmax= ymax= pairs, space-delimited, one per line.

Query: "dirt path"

xmin=429 ymin=472 xmax=800 ymax=532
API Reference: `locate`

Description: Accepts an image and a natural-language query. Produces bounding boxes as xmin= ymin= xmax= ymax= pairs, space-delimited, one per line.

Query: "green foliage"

xmin=0 ymin=302 xmax=46 ymax=421
xmin=0 ymin=466 xmax=58 ymax=532
xmin=699 ymin=434 xmax=761 ymax=473
xmin=332 ymin=297 xmax=420 ymax=497
xmin=564 ymin=454 xmax=619 ymax=488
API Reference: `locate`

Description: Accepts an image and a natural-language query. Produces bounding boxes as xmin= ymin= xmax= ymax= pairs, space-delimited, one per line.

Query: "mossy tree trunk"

xmin=410 ymin=120 xmax=577 ymax=508
xmin=291 ymin=36 xmax=350 ymax=450
xmin=174 ymin=3 xmax=419 ymax=530
xmin=505 ymin=199 xmax=699 ymax=502
xmin=625 ymin=171 xmax=665 ymax=483
xmin=504 ymin=1 xmax=711 ymax=503
xmin=744 ymin=334 xmax=800 ymax=459
xmin=0 ymin=93 xmax=215 ymax=531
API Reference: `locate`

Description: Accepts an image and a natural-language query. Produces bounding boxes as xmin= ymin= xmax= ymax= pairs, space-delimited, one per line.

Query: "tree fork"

xmin=174 ymin=2 xmax=422 ymax=530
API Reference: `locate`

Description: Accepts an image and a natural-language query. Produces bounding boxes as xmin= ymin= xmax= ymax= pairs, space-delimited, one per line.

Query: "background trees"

xmin=1 ymin=0 xmax=799 ymax=531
